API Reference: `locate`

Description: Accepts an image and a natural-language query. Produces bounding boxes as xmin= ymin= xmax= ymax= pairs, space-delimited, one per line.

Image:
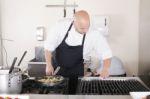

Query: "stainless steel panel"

xmin=139 ymin=0 xmax=150 ymax=75
xmin=35 ymin=47 xmax=45 ymax=62
xmin=28 ymin=58 xmax=46 ymax=77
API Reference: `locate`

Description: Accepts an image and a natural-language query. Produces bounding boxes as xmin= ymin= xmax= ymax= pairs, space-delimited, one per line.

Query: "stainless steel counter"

xmin=28 ymin=95 xmax=132 ymax=99
xmin=0 ymin=94 xmax=132 ymax=99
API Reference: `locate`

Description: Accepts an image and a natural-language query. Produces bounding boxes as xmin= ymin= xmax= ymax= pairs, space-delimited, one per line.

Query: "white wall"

xmin=0 ymin=0 xmax=139 ymax=75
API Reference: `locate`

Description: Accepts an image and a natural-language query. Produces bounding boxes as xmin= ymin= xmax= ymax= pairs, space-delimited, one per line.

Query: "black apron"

xmin=56 ymin=22 xmax=86 ymax=78
xmin=55 ymin=22 xmax=86 ymax=94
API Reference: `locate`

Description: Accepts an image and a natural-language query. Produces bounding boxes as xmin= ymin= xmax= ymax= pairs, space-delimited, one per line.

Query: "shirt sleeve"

xmin=94 ymin=32 xmax=113 ymax=60
xmin=44 ymin=22 xmax=61 ymax=52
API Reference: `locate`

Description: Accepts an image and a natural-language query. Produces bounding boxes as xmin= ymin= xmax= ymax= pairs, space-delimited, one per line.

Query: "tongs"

xmin=53 ymin=66 xmax=60 ymax=76
xmin=44 ymin=66 xmax=61 ymax=85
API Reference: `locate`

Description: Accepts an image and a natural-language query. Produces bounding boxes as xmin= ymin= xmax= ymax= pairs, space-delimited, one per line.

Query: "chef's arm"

xmin=103 ymin=58 xmax=111 ymax=70
xmin=45 ymin=50 xmax=53 ymax=66
xmin=100 ymin=58 xmax=111 ymax=78
xmin=45 ymin=50 xmax=54 ymax=75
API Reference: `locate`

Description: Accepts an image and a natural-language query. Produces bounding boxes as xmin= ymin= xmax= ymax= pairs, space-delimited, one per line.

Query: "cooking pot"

xmin=0 ymin=68 xmax=22 ymax=94
xmin=0 ymin=51 xmax=27 ymax=94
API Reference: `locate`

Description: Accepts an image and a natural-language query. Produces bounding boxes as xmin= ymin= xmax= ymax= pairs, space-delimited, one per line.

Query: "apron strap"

xmin=82 ymin=34 xmax=86 ymax=46
xmin=62 ymin=21 xmax=86 ymax=46
xmin=62 ymin=22 xmax=73 ymax=42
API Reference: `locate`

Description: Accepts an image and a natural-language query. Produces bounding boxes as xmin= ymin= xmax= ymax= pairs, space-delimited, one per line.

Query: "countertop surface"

xmin=26 ymin=95 xmax=133 ymax=99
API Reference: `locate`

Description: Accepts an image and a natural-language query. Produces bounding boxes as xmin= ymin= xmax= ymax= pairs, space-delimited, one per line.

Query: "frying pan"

xmin=32 ymin=66 xmax=64 ymax=86
xmin=36 ymin=75 xmax=64 ymax=86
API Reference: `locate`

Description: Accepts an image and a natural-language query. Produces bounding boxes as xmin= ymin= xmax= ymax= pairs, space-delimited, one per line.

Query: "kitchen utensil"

xmin=9 ymin=57 xmax=17 ymax=74
xmin=64 ymin=0 xmax=66 ymax=17
xmin=73 ymin=2 xmax=76 ymax=14
xmin=17 ymin=51 xmax=27 ymax=66
xmin=53 ymin=66 xmax=60 ymax=75
xmin=0 ymin=52 xmax=27 ymax=94
xmin=0 ymin=69 xmax=22 ymax=94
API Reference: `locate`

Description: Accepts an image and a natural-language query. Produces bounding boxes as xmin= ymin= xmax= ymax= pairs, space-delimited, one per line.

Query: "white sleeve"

xmin=94 ymin=32 xmax=112 ymax=60
xmin=44 ymin=22 xmax=61 ymax=52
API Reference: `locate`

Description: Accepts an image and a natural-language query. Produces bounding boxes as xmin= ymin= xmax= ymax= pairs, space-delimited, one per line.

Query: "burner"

xmin=77 ymin=79 xmax=150 ymax=95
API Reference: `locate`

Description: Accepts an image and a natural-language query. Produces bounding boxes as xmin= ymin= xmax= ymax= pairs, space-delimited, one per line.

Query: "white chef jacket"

xmin=44 ymin=18 xmax=112 ymax=60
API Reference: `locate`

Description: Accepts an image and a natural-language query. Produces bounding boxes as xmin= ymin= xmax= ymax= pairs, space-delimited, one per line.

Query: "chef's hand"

xmin=46 ymin=65 xmax=54 ymax=76
xmin=99 ymin=68 xmax=109 ymax=79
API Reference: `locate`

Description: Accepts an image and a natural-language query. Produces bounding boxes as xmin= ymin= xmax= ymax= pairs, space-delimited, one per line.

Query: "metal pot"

xmin=0 ymin=51 xmax=27 ymax=94
xmin=0 ymin=69 xmax=22 ymax=94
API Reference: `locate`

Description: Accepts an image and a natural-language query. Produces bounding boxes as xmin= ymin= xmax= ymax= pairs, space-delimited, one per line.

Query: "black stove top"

xmin=22 ymin=79 xmax=69 ymax=94
xmin=77 ymin=79 xmax=150 ymax=95
xmin=22 ymin=77 xmax=150 ymax=95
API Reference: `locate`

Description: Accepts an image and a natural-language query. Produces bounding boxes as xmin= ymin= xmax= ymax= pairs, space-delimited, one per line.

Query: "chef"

xmin=44 ymin=10 xmax=112 ymax=79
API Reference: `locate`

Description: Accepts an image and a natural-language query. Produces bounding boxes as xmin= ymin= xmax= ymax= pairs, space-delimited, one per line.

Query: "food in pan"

xmin=37 ymin=76 xmax=64 ymax=84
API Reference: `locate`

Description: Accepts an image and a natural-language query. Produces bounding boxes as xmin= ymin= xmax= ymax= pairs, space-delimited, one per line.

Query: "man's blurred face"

xmin=74 ymin=20 xmax=90 ymax=34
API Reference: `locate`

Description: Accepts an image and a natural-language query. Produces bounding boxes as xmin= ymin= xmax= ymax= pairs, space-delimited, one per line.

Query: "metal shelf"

xmin=46 ymin=4 xmax=78 ymax=8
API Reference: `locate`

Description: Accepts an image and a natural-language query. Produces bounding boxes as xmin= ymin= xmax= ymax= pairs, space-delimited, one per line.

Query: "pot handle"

xmin=22 ymin=74 xmax=30 ymax=83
